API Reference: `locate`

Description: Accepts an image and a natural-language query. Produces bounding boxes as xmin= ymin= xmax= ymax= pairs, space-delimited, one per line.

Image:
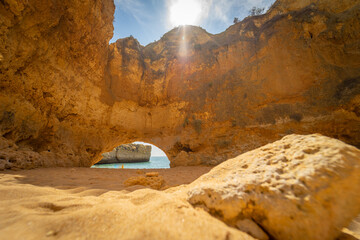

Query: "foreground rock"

xmin=96 ymin=143 xmax=151 ymax=164
xmin=187 ymin=134 xmax=360 ymax=240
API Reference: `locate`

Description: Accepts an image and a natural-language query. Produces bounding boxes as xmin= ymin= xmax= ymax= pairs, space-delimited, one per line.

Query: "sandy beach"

xmin=0 ymin=166 xmax=359 ymax=240
xmin=0 ymin=166 xmax=258 ymax=240
xmin=0 ymin=166 xmax=212 ymax=192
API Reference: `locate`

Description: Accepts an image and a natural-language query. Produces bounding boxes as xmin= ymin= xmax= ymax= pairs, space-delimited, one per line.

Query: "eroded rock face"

xmin=0 ymin=0 xmax=360 ymax=168
xmin=0 ymin=0 xmax=116 ymax=168
xmin=106 ymin=0 xmax=360 ymax=167
xmin=97 ymin=143 xmax=151 ymax=164
xmin=187 ymin=134 xmax=360 ymax=240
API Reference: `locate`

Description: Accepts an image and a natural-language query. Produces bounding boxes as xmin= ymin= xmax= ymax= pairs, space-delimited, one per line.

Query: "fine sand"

xmin=0 ymin=167 xmax=359 ymax=240
xmin=0 ymin=166 xmax=255 ymax=240
xmin=0 ymin=167 xmax=213 ymax=192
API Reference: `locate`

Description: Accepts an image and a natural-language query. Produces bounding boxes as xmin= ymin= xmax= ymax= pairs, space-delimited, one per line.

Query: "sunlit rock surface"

xmin=123 ymin=172 xmax=166 ymax=190
xmin=187 ymin=134 xmax=360 ymax=240
xmin=0 ymin=0 xmax=360 ymax=168
xmin=97 ymin=143 xmax=151 ymax=164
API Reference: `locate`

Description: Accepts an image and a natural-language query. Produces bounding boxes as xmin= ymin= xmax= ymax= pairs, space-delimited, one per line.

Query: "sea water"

xmin=91 ymin=156 xmax=170 ymax=169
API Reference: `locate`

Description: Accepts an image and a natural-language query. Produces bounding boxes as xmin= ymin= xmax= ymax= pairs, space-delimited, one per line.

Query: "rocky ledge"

xmin=96 ymin=143 xmax=151 ymax=164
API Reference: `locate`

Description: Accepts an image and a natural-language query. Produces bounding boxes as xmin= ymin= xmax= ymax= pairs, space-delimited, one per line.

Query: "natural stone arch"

xmin=92 ymin=140 xmax=170 ymax=168
xmin=0 ymin=0 xmax=359 ymax=170
xmin=91 ymin=138 xmax=173 ymax=167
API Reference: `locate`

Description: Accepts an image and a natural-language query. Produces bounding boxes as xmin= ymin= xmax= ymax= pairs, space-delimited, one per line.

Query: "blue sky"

xmin=111 ymin=0 xmax=276 ymax=46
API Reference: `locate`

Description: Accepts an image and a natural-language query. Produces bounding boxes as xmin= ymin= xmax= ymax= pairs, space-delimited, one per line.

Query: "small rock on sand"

xmin=145 ymin=172 xmax=159 ymax=177
xmin=124 ymin=174 xmax=165 ymax=190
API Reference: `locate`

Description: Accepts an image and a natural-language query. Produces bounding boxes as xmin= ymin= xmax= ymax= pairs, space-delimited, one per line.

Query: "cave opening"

xmin=91 ymin=141 xmax=170 ymax=169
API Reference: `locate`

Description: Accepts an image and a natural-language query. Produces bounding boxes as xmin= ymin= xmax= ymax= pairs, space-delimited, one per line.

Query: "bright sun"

xmin=169 ymin=0 xmax=202 ymax=26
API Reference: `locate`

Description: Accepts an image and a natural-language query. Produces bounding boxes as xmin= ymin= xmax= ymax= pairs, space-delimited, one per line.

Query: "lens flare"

xmin=169 ymin=0 xmax=202 ymax=26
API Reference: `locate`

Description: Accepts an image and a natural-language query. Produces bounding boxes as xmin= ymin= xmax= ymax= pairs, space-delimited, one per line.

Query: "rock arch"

xmin=0 ymin=0 xmax=359 ymax=169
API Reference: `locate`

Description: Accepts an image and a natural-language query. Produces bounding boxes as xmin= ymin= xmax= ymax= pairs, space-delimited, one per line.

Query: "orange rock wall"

xmin=0 ymin=0 xmax=359 ymax=169
xmin=0 ymin=0 xmax=116 ymax=168
xmin=106 ymin=0 xmax=360 ymax=166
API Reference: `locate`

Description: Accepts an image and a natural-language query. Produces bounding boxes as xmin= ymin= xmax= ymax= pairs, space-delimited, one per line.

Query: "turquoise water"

xmin=91 ymin=156 xmax=170 ymax=169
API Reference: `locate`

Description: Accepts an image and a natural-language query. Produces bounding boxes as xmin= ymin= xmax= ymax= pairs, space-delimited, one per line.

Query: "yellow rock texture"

xmin=124 ymin=172 xmax=166 ymax=190
xmin=0 ymin=0 xmax=360 ymax=168
xmin=188 ymin=134 xmax=360 ymax=240
xmin=0 ymin=0 xmax=116 ymax=168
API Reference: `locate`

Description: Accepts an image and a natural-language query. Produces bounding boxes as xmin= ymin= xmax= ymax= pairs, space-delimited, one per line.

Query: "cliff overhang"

xmin=0 ymin=0 xmax=359 ymax=169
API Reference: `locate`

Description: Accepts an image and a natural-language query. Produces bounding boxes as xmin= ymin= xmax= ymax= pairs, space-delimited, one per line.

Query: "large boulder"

xmin=115 ymin=144 xmax=151 ymax=163
xmin=97 ymin=143 xmax=151 ymax=164
xmin=187 ymin=134 xmax=360 ymax=240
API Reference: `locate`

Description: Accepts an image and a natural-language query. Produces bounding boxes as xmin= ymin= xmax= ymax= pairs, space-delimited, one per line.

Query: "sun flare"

xmin=169 ymin=0 xmax=202 ymax=26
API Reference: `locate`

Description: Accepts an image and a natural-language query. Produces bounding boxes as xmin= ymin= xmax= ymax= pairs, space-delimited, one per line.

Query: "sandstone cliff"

xmin=106 ymin=0 xmax=360 ymax=167
xmin=97 ymin=143 xmax=151 ymax=164
xmin=0 ymin=0 xmax=116 ymax=168
xmin=0 ymin=0 xmax=359 ymax=169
